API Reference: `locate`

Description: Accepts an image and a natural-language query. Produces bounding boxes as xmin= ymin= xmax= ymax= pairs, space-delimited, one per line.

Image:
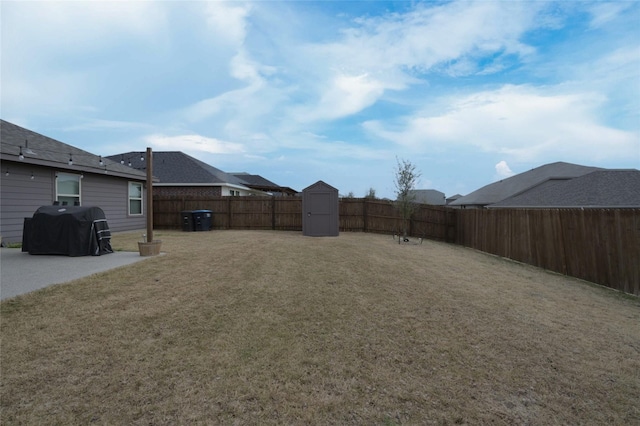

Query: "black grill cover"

xmin=23 ymin=206 xmax=113 ymax=256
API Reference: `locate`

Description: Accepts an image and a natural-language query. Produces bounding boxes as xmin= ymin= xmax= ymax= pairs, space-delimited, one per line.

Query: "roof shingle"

xmin=489 ymin=170 xmax=640 ymax=208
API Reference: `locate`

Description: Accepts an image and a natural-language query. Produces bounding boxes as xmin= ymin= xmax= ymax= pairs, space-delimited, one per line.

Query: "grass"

xmin=1 ymin=230 xmax=639 ymax=425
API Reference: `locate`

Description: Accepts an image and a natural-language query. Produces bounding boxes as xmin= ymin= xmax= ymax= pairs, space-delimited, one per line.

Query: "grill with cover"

xmin=22 ymin=206 xmax=113 ymax=256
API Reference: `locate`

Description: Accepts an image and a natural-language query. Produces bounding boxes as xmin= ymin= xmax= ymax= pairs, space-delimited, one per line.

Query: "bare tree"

xmin=394 ymin=157 xmax=421 ymax=241
xmin=365 ymin=187 xmax=377 ymax=199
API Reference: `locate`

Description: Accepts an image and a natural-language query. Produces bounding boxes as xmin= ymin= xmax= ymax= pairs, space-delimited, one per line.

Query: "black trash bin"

xmin=181 ymin=210 xmax=195 ymax=232
xmin=192 ymin=210 xmax=212 ymax=231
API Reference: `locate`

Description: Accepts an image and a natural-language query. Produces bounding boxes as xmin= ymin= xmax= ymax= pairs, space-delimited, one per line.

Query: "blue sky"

xmin=2 ymin=1 xmax=639 ymax=198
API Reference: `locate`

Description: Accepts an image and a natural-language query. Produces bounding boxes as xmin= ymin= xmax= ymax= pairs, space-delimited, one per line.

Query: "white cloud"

xmin=293 ymin=73 xmax=386 ymax=122
xmin=495 ymin=161 xmax=515 ymax=179
xmin=204 ymin=2 xmax=251 ymax=47
xmin=364 ymin=84 xmax=639 ymax=162
xmin=145 ymin=134 xmax=245 ymax=155
xmin=278 ymin=1 xmax=546 ymax=126
xmin=587 ymin=2 xmax=634 ymax=29
xmin=182 ymin=5 xmax=282 ymax=125
xmin=183 ymin=80 xmax=262 ymax=123
xmin=320 ymin=1 xmax=539 ymax=76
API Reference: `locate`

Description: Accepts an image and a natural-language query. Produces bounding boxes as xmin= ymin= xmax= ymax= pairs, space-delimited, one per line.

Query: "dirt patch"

xmin=2 ymin=230 xmax=639 ymax=424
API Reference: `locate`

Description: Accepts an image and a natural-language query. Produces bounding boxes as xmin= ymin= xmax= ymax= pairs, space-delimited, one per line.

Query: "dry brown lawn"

xmin=1 ymin=230 xmax=639 ymax=425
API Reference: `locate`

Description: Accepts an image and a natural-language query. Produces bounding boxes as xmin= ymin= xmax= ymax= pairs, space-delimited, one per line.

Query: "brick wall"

xmin=154 ymin=186 xmax=222 ymax=197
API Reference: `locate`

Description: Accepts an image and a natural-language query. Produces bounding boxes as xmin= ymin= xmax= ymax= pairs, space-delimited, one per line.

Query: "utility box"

xmin=302 ymin=181 xmax=339 ymax=237
xmin=192 ymin=210 xmax=213 ymax=231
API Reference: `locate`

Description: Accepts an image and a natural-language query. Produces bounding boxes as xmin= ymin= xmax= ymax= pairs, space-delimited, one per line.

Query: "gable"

xmin=450 ymin=162 xmax=603 ymax=207
xmin=302 ymin=180 xmax=338 ymax=193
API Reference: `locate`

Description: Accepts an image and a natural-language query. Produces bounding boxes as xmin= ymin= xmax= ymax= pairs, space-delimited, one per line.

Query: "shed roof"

xmin=303 ymin=180 xmax=338 ymax=192
xmin=488 ymin=169 xmax=640 ymax=208
xmin=0 ymin=120 xmax=147 ymax=180
xmin=449 ymin=162 xmax=602 ymax=207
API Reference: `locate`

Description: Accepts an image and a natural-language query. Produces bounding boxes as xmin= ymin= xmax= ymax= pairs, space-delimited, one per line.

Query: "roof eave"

xmin=0 ymin=154 xmax=150 ymax=181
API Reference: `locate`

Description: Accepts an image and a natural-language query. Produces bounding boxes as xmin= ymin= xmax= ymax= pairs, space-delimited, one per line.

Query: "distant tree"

xmin=342 ymin=191 xmax=356 ymax=199
xmin=365 ymin=187 xmax=377 ymax=199
xmin=393 ymin=157 xmax=421 ymax=241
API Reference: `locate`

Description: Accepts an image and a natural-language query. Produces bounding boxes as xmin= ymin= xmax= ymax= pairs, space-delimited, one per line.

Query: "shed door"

xmin=307 ymin=192 xmax=334 ymax=236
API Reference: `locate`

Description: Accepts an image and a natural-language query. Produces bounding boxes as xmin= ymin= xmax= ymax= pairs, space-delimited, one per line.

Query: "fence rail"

xmin=153 ymin=196 xmax=639 ymax=295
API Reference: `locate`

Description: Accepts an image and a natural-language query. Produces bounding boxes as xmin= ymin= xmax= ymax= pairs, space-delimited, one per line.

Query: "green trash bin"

xmin=192 ymin=210 xmax=212 ymax=231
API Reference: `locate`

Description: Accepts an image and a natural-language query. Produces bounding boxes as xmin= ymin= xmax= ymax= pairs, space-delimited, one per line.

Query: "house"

xmin=232 ymin=173 xmax=298 ymax=196
xmin=108 ymin=151 xmax=272 ymax=197
xmin=0 ymin=120 xmax=150 ymax=245
xmin=487 ymin=169 xmax=640 ymax=208
xmin=408 ymin=189 xmax=446 ymax=205
xmin=449 ymin=162 xmax=602 ymax=209
xmin=446 ymin=194 xmax=463 ymax=205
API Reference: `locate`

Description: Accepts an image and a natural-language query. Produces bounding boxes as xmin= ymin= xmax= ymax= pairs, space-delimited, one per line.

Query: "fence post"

xmin=363 ymin=198 xmax=368 ymax=233
xmin=409 ymin=215 xmax=414 ymax=237
xmin=272 ymin=196 xmax=276 ymax=230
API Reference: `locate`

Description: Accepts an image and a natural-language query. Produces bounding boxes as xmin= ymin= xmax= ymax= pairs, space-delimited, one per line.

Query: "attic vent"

xmin=24 ymin=140 xmax=36 ymax=155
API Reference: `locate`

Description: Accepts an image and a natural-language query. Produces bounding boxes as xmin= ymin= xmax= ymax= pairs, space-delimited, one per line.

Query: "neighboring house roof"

xmin=446 ymin=194 xmax=463 ymax=204
xmin=488 ymin=170 xmax=640 ymax=208
xmin=449 ymin=162 xmax=603 ymax=207
xmin=232 ymin=172 xmax=298 ymax=195
xmin=408 ymin=189 xmax=446 ymax=205
xmin=0 ymin=120 xmax=147 ymax=180
xmin=108 ymin=151 xmax=247 ymax=186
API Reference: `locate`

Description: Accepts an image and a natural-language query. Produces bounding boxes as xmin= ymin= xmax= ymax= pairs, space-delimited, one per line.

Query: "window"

xmin=230 ymin=190 xmax=240 ymax=196
xmin=56 ymin=172 xmax=81 ymax=206
xmin=129 ymin=182 xmax=143 ymax=215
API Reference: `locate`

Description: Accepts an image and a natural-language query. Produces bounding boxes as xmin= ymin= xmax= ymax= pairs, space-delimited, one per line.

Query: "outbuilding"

xmin=302 ymin=180 xmax=339 ymax=237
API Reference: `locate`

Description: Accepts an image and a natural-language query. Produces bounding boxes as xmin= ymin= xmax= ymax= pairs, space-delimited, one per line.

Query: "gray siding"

xmin=1 ymin=162 xmax=146 ymax=244
xmin=82 ymin=174 xmax=147 ymax=232
xmin=1 ymin=163 xmax=56 ymax=243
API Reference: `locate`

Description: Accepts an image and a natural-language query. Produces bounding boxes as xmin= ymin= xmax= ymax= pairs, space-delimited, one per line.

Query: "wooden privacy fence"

xmin=154 ymin=196 xmax=302 ymax=231
xmin=153 ymin=196 xmax=638 ymax=295
xmin=455 ymin=208 xmax=640 ymax=296
xmin=153 ymin=196 xmax=454 ymax=241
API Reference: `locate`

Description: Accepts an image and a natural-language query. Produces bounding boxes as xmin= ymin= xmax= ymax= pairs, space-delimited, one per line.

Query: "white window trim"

xmin=128 ymin=181 xmax=144 ymax=216
xmin=56 ymin=172 xmax=82 ymax=206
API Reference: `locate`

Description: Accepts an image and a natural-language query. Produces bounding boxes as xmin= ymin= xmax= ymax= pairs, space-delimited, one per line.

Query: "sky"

xmin=2 ymin=0 xmax=639 ymax=199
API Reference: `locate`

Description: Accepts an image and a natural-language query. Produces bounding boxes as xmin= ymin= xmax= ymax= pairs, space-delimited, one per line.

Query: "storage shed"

xmin=302 ymin=181 xmax=339 ymax=237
